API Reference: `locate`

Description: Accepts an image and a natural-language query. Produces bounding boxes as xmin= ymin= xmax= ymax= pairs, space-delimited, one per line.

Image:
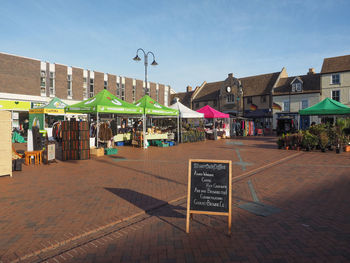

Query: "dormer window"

xmin=292 ymin=83 xmax=302 ymax=92
xmin=291 ymin=77 xmax=303 ymax=92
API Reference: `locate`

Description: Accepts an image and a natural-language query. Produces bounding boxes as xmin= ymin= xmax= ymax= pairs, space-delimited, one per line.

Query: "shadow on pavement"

xmin=97 ymin=157 xmax=186 ymax=186
xmin=105 ymin=188 xmax=186 ymax=233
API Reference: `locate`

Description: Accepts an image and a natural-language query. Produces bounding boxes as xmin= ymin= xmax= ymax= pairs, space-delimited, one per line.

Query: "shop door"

xmin=300 ymin=116 xmax=310 ymax=130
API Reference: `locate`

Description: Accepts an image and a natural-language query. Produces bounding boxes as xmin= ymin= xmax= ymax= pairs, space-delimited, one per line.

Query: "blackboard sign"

xmin=186 ymin=159 xmax=232 ymax=234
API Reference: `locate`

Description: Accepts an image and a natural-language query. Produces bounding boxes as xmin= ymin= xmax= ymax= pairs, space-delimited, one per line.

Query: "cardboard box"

xmin=90 ymin=147 xmax=104 ymax=157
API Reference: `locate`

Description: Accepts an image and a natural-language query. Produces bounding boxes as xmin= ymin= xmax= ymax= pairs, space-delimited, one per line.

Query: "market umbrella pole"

xmin=177 ymin=114 xmax=180 ymax=144
xmin=143 ymin=114 xmax=147 ymax=149
xmin=96 ymin=112 xmax=99 ymax=148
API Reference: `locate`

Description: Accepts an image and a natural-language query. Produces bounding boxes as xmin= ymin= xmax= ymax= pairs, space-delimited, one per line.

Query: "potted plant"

xmin=326 ymin=123 xmax=336 ymax=151
xmin=276 ymin=137 xmax=284 ymax=149
xmin=284 ymin=133 xmax=290 ymax=150
xmin=302 ymin=131 xmax=318 ymax=151
xmin=296 ymin=131 xmax=303 ymax=151
xmin=319 ymin=131 xmax=328 ymax=152
xmin=335 ymin=118 xmax=346 ymax=154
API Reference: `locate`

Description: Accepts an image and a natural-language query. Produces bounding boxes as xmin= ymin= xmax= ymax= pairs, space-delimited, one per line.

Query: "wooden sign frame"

xmin=186 ymin=159 xmax=232 ymax=235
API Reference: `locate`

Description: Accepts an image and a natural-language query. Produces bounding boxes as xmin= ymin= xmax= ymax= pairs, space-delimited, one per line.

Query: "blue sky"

xmin=1 ymin=0 xmax=350 ymax=92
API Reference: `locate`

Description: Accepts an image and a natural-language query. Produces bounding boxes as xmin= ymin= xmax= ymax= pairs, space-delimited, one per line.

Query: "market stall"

xmin=29 ymin=97 xmax=68 ymax=131
xmin=196 ymin=105 xmax=230 ymax=139
xmin=299 ymin=97 xmax=350 ymax=116
xmin=65 ymin=89 xmax=143 ymax=148
xmin=169 ymin=99 xmax=205 ymax=143
xmin=134 ymin=95 xmax=179 ymax=148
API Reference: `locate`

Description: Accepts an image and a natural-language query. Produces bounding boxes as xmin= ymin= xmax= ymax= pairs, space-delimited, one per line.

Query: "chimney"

xmin=308 ymin=68 xmax=315 ymax=75
xmin=186 ymin=86 xmax=192 ymax=92
xmin=228 ymin=73 xmax=234 ymax=78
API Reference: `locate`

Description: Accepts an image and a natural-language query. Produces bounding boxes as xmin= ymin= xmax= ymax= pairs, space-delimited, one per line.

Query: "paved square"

xmin=1 ymin=137 xmax=350 ymax=262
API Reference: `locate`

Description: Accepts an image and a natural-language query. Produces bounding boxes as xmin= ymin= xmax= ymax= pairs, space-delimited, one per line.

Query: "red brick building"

xmin=0 ymin=52 xmax=171 ymax=127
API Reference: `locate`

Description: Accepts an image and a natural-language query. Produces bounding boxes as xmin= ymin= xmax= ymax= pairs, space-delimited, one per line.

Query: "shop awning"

xmin=65 ymin=90 xmax=143 ymax=114
xmin=299 ymin=98 xmax=350 ymax=116
xmin=134 ymin=95 xmax=178 ymax=116
xmin=196 ymin=105 xmax=229 ymax=118
xmin=169 ymin=100 xmax=204 ymax=118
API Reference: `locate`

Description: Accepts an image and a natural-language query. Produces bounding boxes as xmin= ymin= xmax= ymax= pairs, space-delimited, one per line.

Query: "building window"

xmin=292 ymin=83 xmax=302 ymax=92
xmin=132 ymin=83 xmax=136 ymax=103
xmin=121 ymin=83 xmax=125 ymax=101
xmin=67 ymin=75 xmax=72 ymax=98
xmin=195 ymin=102 xmax=199 ymax=108
xmin=331 ymin=74 xmax=340 ymax=84
xmin=49 ymin=72 xmax=55 ymax=96
xmin=116 ymin=82 xmax=120 ymax=97
xmin=301 ymin=99 xmax=308 ymax=109
xmin=156 ymin=85 xmax=159 ymax=102
xmin=213 ymin=100 xmax=217 ymax=107
xmin=227 ymin=94 xmax=235 ymax=103
xmin=40 ymin=70 xmax=46 ymax=96
xmin=283 ymin=101 xmax=290 ymax=112
xmin=260 ymin=95 xmax=267 ymax=103
xmin=89 ymin=78 xmax=94 ymax=98
xmin=247 ymin=96 xmax=252 ymax=104
xmin=83 ymin=77 xmax=88 ymax=99
xmin=104 ymin=80 xmax=108 ymax=89
xmin=332 ymin=90 xmax=340 ymax=102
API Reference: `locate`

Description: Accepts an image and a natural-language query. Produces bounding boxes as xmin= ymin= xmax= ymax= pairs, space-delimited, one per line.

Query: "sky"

xmin=1 ymin=0 xmax=350 ymax=93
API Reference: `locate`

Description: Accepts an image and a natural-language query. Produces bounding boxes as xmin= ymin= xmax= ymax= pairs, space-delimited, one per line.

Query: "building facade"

xmin=0 ymin=52 xmax=171 ymax=128
xmin=172 ymin=70 xmax=284 ymax=130
xmin=320 ymin=55 xmax=350 ymax=106
xmin=272 ymin=69 xmax=321 ymax=130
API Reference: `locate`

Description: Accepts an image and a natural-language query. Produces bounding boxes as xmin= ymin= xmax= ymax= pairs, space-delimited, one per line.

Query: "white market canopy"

xmin=169 ymin=100 xmax=204 ymax=119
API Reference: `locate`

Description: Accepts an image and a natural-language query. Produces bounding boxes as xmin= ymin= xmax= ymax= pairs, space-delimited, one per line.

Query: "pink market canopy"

xmin=196 ymin=105 xmax=230 ymax=118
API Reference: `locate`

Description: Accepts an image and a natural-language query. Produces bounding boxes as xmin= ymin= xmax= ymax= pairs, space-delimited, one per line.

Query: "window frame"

xmin=331 ymin=74 xmax=340 ymax=85
xmin=226 ymin=94 xmax=235 ymax=103
xmin=301 ymin=99 xmax=308 ymax=109
xmin=89 ymin=78 xmax=94 ymax=98
xmin=283 ymin=100 xmax=290 ymax=112
xmin=40 ymin=70 xmax=46 ymax=96
xmin=49 ymin=72 xmax=55 ymax=97
xmin=67 ymin=74 xmax=73 ymax=98
xmin=247 ymin=96 xmax=252 ymax=104
xmin=332 ymin=90 xmax=340 ymax=102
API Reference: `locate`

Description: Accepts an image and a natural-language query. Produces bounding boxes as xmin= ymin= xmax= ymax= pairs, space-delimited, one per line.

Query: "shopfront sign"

xmin=0 ymin=100 xmax=31 ymax=111
xmin=186 ymin=159 xmax=232 ymax=235
xmin=47 ymin=143 xmax=55 ymax=162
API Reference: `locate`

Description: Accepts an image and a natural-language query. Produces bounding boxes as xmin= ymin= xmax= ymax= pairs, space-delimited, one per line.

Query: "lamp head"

xmin=151 ymin=60 xmax=158 ymax=66
xmin=133 ymin=55 xmax=141 ymax=61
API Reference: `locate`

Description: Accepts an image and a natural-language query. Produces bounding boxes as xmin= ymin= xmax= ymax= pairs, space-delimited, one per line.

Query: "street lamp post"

xmin=133 ymin=48 xmax=158 ymax=95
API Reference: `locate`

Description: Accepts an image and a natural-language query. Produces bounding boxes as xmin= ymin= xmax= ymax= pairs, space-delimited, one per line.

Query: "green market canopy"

xmin=299 ymin=98 xmax=350 ymax=116
xmin=29 ymin=97 xmax=67 ymax=114
xmin=29 ymin=97 xmax=69 ymax=129
xmin=134 ymin=95 xmax=179 ymax=116
xmin=65 ymin=89 xmax=143 ymax=115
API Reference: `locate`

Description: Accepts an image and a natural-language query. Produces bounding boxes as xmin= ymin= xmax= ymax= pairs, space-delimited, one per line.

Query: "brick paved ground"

xmin=2 ymin=137 xmax=350 ymax=262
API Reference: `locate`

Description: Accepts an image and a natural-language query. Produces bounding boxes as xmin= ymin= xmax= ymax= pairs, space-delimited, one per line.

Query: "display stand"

xmin=0 ymin=111 xmax=12 ymax=177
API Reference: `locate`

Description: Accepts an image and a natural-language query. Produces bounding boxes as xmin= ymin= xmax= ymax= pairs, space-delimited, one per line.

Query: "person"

xmin=23 ymin=119 xmax=29 ymax=136
xmin=311 ymin=122 xmax=316 ymax=126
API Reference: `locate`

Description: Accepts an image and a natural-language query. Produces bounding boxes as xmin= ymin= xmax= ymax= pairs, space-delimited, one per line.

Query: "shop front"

xmin=244 ymin=109 xmax=273 ymax=135
xmin=0 ymin=100 xmax=31 ymax=131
